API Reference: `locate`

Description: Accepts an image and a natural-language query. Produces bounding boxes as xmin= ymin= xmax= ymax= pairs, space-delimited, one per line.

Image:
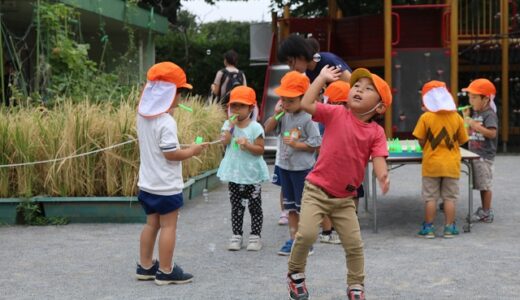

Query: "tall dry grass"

xmin=0 ymin=94 xmax=226 ymax=197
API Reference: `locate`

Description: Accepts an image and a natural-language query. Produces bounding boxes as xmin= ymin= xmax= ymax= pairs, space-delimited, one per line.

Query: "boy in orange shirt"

xmin=413 ymin=81 xmax=469 ymax=238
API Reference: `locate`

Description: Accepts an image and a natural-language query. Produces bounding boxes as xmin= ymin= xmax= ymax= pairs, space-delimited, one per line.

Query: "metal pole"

xmin=501 ymin=0 xmax=509 ymax=152
xmin=450 ymin=0 xmax=459 ymax=104
xmin=384 ymin=0 xmax=392 ymax=138
xmin=0 ymin=13 xmax=5 ymax=106
xmin=35 ymin=0 xmax=41 ymax=94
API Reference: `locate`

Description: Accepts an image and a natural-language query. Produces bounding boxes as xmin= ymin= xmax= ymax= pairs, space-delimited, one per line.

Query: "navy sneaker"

xmin=278 ymin=239 xmax=294 ymax=256
xmin=136 ymin=259 xmax=159 ymax=280
xmin=155 ymin=264 xmax=193 ymax=285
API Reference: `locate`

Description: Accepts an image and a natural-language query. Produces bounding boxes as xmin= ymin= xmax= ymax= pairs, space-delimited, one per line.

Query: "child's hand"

xmin=274 ymin=99 xmax=284 ymax=114
xmin=220 ymin=131 xmax=231 ymax=144
xmin=378 ymin=173 xmax=390 ymax=195
xmin=319 ymin=65 xmax=342 ymax=82
xmin=464 ymin=116 xmax=472 ymax=128
xmin=465 ymin=118 xmax=482 ymax=130
xmin=236 ymin=137 xmax=250 ymax=151
xmin=282 ymin=136 xmax=296 ymax=147
xmin=462 ymin=107 xmax=471 ymax=118
xmin=191 ymin=143 xmax=209 ymax=156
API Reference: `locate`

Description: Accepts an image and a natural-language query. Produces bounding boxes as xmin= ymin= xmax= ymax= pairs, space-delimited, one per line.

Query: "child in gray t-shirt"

xmin=462 ymin=79 xmax=498 ymax=223
xmin=264 ymin=71 xmax=321 ymax=256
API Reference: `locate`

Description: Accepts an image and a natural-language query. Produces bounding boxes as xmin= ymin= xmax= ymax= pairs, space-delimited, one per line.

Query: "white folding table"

xmin=363 ymin=141 xmax=480 ymax=233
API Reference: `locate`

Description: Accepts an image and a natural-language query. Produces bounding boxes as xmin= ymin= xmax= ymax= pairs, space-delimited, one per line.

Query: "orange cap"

xmin=274 ymin=71 xmax=310 ymax=98
xmin=421 ymin=80 xmax=456 ymax=112
xmin=229 ymin=86 xmax=257 ymax=106
xmin=324 ymin=81 xmax=350 ymax=103
xmin=462 ymin=78 xmax=496 ymax=97
xmin=421 ymin=80 xmax=446 ymax=96
xmin=349 ymin=68 xmax=392 ymax=108
xmin=147 ymin=61 xmax=193 ymax=89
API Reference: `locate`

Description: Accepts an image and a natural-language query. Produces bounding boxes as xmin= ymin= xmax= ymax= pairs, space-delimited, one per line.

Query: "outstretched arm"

xmin=301 ymin=65 xmax=342 ymax=115
xmin=163 ymin=143 xmax=209 ymax=161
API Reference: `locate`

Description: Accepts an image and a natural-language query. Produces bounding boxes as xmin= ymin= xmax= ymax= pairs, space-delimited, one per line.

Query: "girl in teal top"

xmin=217 ymin=86 xmax=269 ymax=252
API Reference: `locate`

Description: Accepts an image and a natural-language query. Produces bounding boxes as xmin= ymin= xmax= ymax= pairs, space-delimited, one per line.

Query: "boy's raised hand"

xmin=319 ymin=65 xmax=342 ymax=83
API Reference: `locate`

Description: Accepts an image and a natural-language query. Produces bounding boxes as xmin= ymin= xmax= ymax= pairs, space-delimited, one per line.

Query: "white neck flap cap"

xmin=138 ymin=81 xmax=177 ymax=118
xmin=323 ymin=95 xmax=329 ymax=104
xmin=490 ymin=95 xmax=497 ymax=112
xmin=423 ymin=86 xmax=456 ymax=112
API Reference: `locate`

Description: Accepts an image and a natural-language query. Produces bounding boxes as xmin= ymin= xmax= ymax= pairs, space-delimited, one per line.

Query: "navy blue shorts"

xmin=138 ymin=190 xmax=183 ymax=215
xmin=272 ymin=165 xmax=282 ymax=186
xmin=357 ymin=185 xmax=365 ymax=198
xmin=279 ymin=167 xmax=311 ymax=213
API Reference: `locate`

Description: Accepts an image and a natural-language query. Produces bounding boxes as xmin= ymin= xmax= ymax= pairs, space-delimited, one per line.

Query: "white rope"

xmin=0 ymin=138 xmax=222 ymax=168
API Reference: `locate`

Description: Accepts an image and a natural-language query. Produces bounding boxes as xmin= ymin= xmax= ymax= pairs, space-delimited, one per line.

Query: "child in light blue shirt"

xmin=217 ymin=86 xmax=269 ymax=251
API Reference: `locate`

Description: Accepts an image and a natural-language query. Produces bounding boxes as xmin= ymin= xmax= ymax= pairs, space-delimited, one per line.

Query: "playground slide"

xmin=259 ymin=64 xmax=290 ymax=152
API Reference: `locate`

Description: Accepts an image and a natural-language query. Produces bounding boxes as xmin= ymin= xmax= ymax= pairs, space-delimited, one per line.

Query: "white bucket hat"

xmin=422 ymin=81 xmax=456 ymax=112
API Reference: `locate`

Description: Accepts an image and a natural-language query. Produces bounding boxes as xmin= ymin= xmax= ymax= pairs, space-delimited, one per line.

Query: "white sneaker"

xmin=278 ymin=211 xmax=288 ymax=225
xmin=246 ymin=235 xmax=262 ymax=251
xmin=319 ymin=232 xmax=341 ymax=244
xmin=227 ymin=235 xmax=242 ymax=251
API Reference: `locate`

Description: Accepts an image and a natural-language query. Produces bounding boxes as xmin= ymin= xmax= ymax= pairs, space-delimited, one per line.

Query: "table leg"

xmin=372 ymin=168 xmax=378 ymax=233
xmin=463 ymin=160 xmax=473 ymax=233
xmin=364 ymin=165 xmax=370 ymax=211
xmin=468 ymin=160 xmax=473 ymax=232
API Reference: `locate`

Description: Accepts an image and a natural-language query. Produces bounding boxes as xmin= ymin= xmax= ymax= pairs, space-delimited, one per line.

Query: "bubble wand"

xmin=274 ymin=111 xmax=285 ymax=121
xmin=178 ymin=104 xmax=193 ymax=112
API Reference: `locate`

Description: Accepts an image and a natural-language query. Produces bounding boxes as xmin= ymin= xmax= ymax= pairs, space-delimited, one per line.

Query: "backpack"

xmin=218 ymin=68 xmax=244 ymax=105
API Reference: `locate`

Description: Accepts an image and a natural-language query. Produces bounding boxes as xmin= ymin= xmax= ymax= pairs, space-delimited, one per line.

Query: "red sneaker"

xmin=287 ymin=273 xmax=309 ymax=300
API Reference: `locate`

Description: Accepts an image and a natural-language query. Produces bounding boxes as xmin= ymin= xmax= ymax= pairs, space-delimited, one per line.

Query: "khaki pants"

xmin=288 ymin=181 xmax=365 ymax=285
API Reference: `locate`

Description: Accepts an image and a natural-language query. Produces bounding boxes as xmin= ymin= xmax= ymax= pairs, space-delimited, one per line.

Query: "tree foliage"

xmin=156 ymin=10 xmax=265 ymax=101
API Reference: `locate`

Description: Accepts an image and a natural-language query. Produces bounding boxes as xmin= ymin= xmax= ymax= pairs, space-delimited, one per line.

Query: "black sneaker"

xmin=155 ymin=264 xmax=193 ymax=285
xmin=136 ymin=260 xmax=159 ymax=280
xmin=347 ymin=284 xmax=365 ymax=300
xmin=287 ymin=273 xmax=309 ymax=300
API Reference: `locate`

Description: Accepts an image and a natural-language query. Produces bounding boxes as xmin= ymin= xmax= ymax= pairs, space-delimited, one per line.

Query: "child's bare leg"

xmin=481 ymin=190 xmax=492 ymax=211
xmin=280 ymin=191 xmax=284 ymax=211
xmin=288 ymin=211 xmax=299 ymax=239
xmin=158 ymin=209 xmax=180 ymax=272
xmin=140 ymin=213 xmax=160 ymax=268
xmin=442 ymin=200 xmax=456 ymax=224
xmin=424 ymin=200 xmax=436 ymax=223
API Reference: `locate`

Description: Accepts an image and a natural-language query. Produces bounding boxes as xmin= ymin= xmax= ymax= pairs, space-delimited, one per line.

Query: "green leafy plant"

xmin=16 ymin=201 xmax=69 ymax=225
